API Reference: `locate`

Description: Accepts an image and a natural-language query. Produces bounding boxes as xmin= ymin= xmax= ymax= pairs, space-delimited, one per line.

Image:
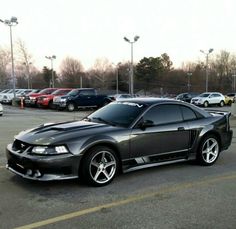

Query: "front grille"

xmin=12 ymin=139 xmax=30 ymax=153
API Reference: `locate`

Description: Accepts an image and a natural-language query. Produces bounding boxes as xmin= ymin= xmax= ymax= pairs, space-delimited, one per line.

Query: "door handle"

xmin=178 ymin=127 xmax=185 ymax=131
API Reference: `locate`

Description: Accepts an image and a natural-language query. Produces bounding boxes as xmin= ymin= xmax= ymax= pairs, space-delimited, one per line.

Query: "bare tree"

xmin=88 ymin=58 xmax=114 ymax=89
xmin=0 ymin=46 xmax=11 ymax=88
xmin=16 ymin=39 xmax=33 ymax=88
xmin=59 ymin=57 xmax=84 ymax=88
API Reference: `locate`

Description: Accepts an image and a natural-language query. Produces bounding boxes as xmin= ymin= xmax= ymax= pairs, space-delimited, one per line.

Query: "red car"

xmin=37 ymin=88 xmax=72 ymax=108
xmin=25 ymin=88 xmax=58 ymax=107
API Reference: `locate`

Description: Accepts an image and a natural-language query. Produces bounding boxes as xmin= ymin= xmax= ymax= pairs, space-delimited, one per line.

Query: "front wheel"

xmin=203 ymin=101 xmax=209 ymax=107
xmin=80 ymin=146 xmax=119 ymax=186
xmin=197 ymin=135 xmax=220 ymax=166
xmin=67 ymin=102 xmax=76 ymax=112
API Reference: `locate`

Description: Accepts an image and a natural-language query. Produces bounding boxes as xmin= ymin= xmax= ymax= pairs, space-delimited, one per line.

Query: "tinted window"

xmin=212 ymin=93 xmax=220 ymax=97
xmin=143 ymin=104 xmax=183 ymax=125
xmin=88 ymin=102 xmax=147 ymax=127
xmin=80 ymin=90 xmax=95 ymax=96
xmin=181 ymin=106 xmax=197 ymax=121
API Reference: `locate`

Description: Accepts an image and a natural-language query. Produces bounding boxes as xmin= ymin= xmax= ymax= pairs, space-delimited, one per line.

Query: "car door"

xmin=130 ymin=104 xmax=190 ymax=159
xmin=210 ymin=93 xmax=220 ymax=104
xmin=77 ymin=90 xmax=96 ymax=106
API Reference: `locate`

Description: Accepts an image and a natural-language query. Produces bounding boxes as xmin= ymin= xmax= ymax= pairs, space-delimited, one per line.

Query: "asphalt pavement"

xmin=0 ymin=105 xmax=236 ymax=229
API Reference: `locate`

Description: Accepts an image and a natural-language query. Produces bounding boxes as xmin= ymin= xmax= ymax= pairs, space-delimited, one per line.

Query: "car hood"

xmin=28 ymin=93 xmax=44 ymax=97
xmin=15 ymin=120 xmax=120 ymax=145
xmin=192 ymin=96 xmax=205 ymax=100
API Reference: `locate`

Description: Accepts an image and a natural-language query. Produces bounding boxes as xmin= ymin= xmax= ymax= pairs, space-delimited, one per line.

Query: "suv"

xmin=191 ymin=92 xmax=225 ymax=107
xmin=176 ymin=92 xmax=199 ymax=103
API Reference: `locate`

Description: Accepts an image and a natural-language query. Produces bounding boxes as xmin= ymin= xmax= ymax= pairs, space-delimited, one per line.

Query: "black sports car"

xmin=6 ymin=98 xmax=233 ymax=186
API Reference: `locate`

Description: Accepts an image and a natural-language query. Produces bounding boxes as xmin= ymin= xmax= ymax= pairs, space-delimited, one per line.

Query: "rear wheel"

xmin=67 ymin=102 xmax=76 ymax=112
xmin=197 ymin=135 xmax=220 ymax=166
xmin=219 ymin=100 xmax=224 ymax=107
xmin=80 ymin=146 xmax=118 ymax=186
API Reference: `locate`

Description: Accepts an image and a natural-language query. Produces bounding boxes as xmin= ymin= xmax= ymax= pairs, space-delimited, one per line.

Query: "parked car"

xmin=191 ymin=92 xmax=225 ymax=107
xmin=0 ymin=103 xmax=3 ymax=116
xmin=6 ymin=98 xmax=232 ymax=186
xmin=108 ymin=94 xmax=133 ymax=101
xmin=225 ymin=93 xmax=236 ymax=105
xmin=15 ymin=89 xmax=40 ymax=106
xmin=57 ymin=88 xmax=111 ymax=111
xmin=37 ymin=88 xmax=72 ymax=109
xmin=176 ymin=92 xmax=199 ymax=103
xmin=0 ymin=89 xmax=11 ymax=102
xmin=24 ymin=88 xmax=58 ymax=107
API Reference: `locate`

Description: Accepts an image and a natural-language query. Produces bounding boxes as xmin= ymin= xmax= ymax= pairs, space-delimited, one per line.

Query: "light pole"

xmin=23 ymin=62 xmax=32 ymax=89
xmin=124 ymin=35 xmax=140 ymax=95
xmin=200 ymin=48 xmax=214 ymax=92
xmin=0 ymin=17 xmax=18 ymax=98
xmin=187 ymin=72 xmax=192 ymax=92
xmin=45 ymin=55 xmax=56 ymax=87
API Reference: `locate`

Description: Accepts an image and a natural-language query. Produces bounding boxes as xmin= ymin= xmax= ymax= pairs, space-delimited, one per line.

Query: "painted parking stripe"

xmin=14 ymin=173 xmax=236 ymax=229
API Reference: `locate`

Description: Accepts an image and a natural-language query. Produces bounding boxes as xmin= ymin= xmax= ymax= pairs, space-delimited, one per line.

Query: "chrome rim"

xmin=202 ymin=138 xmax=219 ymax=163
xmin=68 ymin=103 xmax=74 ymax=111
xmin=89 ymin=150 xmax=116 ymax=184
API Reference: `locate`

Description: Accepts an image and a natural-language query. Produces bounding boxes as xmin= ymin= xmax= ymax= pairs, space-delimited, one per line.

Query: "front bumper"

xmin=6 ymin=144 xmax=81 ymax=181
xmin=25 ymin=99 xmax=37 ymax=106
xmin=191 ymin=101 xmax=203 ymax=106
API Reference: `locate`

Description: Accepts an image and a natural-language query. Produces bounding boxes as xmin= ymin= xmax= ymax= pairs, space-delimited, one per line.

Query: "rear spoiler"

xmin=206 ymin=109 xmax=231 ymax=131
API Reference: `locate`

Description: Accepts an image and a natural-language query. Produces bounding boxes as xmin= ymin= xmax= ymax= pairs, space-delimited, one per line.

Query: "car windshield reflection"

xmin=87 ymin=102 xmax=147 ymax=127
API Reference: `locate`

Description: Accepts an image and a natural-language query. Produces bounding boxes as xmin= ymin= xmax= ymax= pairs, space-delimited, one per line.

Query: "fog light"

xmin=26 ymin=169 xmax=33 ymax=176
xmin=34 ymin=170 xmax=41 ymax=178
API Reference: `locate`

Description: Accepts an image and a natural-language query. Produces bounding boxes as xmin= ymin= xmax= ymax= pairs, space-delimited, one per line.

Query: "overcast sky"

xmin=0 ymin=0 xmax=235 ymax=71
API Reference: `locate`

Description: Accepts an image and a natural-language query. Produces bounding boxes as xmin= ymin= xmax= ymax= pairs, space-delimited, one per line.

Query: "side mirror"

xmin=138 ymin=119 xmax=154 ymax=130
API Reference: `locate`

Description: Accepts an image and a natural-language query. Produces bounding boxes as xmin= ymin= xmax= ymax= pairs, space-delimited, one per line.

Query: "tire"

xmin=219 ymin=100 xmax=224 ymax=107
xmin=203 ymin=101 xmax=209 ymax=107
xmin=197 ymin=135 xmax=220 ymax=166
xmin=80 ymin=146 xmax=119 ymax=186
xmin=228 ymin=100 xmax=232 ymax=106
xmin=67 ymin=102 xmax=76 ymax=112
xmin=48 ymin=100 xmax=53 ymax=109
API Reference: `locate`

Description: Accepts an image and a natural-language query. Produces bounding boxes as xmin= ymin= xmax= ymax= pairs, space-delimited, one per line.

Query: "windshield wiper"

xmin=92 ymin=117 xmax=117 ymax=126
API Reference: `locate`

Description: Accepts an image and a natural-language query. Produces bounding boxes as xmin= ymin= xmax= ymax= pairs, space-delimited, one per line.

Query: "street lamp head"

xmin=209 ymin=48 xmax=214 ymax=53
xmin=4 ymin=19 xmax=10 ymax=25
xmin=10 ymin=17 xmax=18 ymax=24
xmin=124 ymin=37 xmax=130 ymax=42
xmin=134 ymin=35 xmax=140 ymax=42
xmin=200 ymin=50 xmax=204 ymax=54
xmin=52 ymin=55 xmax=56 ymax=59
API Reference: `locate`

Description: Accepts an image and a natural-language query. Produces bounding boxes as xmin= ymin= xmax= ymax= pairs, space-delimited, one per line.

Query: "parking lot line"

xmin=14 ymin=172 xmax=236 ymax=229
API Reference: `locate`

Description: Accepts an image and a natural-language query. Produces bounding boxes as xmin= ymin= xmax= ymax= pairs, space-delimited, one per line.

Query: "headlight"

xmin=60 ymin=98 xmax=67 ymax=102
xmin=29 ymin=97 xmax=36 ymax=100
xmin=31 ymin=145 xmax=69 ymax=155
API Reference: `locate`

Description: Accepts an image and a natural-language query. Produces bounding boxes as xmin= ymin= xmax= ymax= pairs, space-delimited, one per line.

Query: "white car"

xmin=191 ymin=92 xmax=225 ymax=107
xmin=0 ymin=103 xmax=3 ymax=116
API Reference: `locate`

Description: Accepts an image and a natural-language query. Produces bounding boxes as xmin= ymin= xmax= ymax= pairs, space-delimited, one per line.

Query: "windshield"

xmin=39 ymin=88 xmax=56 ymax=94
xmin=67 ymin=89 xmax=79 ymax=96
xmin=87 ymin=102 xmax=147 ymax=127
xmin=199 ymin=93 xmax=210 ymax=98
xmin=52 ymin=89 xmax=70 ymax=95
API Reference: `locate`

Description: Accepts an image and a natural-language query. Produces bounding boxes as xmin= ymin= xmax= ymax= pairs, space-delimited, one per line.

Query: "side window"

xmin=212 ymin=93 xmax=220 ymax=97
xmin=180 ymin=106 xmax=197 ymax=121
xmin=143 ymin=105 xmax=183 ymax=125
xmin=80 ymin=90 xmax=95 ymax=96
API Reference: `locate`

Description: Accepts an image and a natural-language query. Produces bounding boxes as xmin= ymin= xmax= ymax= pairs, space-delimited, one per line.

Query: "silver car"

xmin=0 ymin=103 xmax=3 ymax=116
